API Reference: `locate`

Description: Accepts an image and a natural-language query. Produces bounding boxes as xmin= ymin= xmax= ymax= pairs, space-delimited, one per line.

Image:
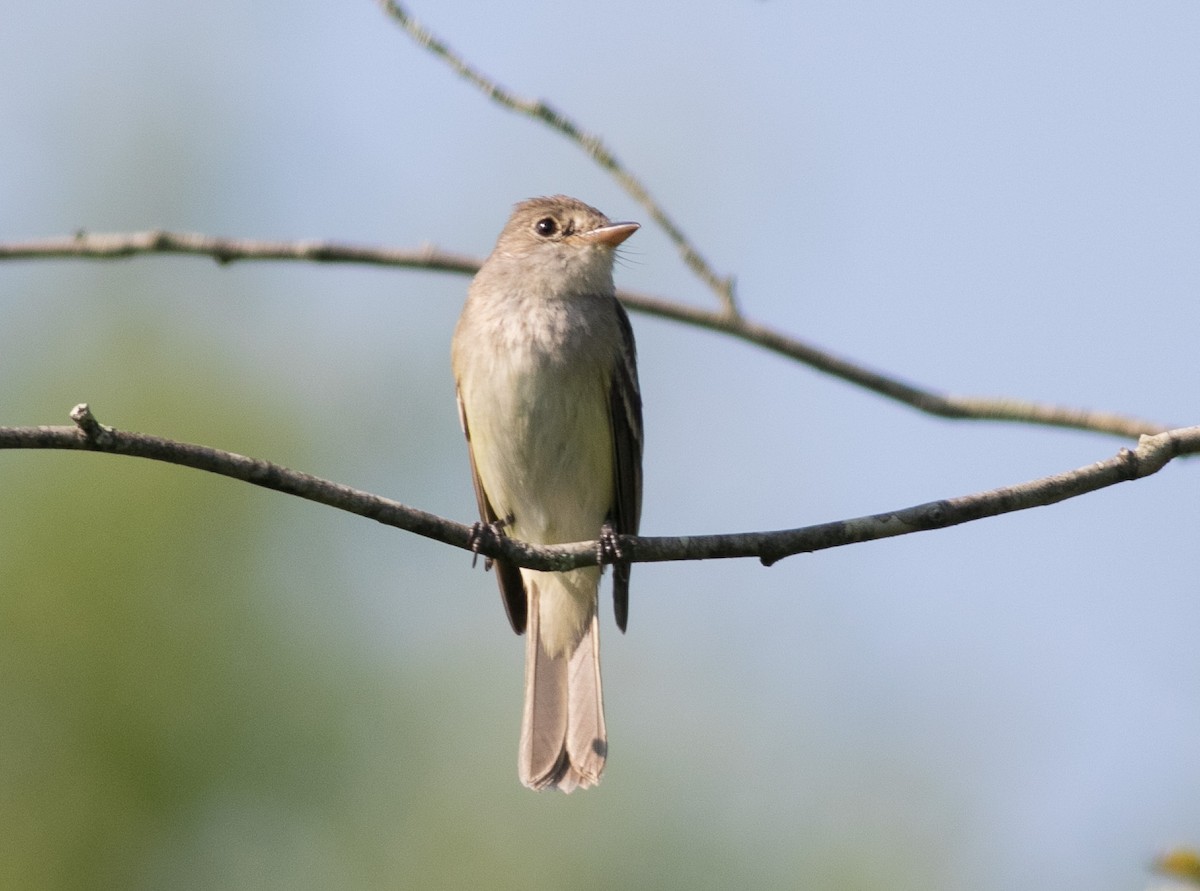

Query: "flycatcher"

xmin=451 ymin=195 xmax=643 ymax=791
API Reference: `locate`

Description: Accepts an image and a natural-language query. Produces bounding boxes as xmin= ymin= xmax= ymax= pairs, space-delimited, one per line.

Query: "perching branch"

xmin=2 ymin=405 xmax=1195 ymax=571
xmin=0 ymin=230 xmax=1170 ymax=440
xmin=375 ymin=0 xmax=739 ymax=316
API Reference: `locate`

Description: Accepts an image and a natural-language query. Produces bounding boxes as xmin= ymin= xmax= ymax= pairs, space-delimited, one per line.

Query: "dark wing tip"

xmin=496 ymin=558 xmax=528 ymax=634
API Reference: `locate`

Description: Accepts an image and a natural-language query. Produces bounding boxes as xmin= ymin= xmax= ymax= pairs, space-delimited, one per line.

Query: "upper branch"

xmin=623 ymin=293 xmax=1172 ymax=439
xmin=0 ymin=230 xmax=1170 ymax=440
xmin=0 ymin=229 xmax=480 ymax=273
xmin=1 ymin=406 xmax=1195 ymax=573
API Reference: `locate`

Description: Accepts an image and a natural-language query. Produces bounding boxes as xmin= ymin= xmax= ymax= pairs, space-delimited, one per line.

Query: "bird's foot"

xmin=468 ymin=516 xmax=511 ymax=571
xmin=597 ymin=520 xmax=623 ymax=569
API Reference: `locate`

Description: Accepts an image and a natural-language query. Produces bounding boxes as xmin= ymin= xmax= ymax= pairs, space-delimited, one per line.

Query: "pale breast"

xmin=455 ymin=292 xmax=619 ymax=545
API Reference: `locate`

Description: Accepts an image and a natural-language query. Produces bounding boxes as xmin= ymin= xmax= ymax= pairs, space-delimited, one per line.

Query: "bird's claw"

xmin=468 ymin=516 xmax=511 ymax=571
xmin=597 ymin=520 xmax=623 ymax=568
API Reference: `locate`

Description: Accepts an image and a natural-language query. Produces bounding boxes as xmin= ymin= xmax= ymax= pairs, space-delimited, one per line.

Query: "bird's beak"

xmin=584 ymin=221 xmax=640 ymax=248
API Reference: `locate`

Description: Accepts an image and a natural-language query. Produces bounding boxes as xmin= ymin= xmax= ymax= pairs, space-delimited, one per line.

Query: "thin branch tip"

xmin=69 ymin=403 xmax=114 ymax=444
xmin=377 ymin=0 xmax=734 ymax=308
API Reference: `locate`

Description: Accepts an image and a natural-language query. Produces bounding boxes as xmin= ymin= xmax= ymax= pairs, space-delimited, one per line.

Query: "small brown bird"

xmin=451 ymin=196 xmax=643 ymax=791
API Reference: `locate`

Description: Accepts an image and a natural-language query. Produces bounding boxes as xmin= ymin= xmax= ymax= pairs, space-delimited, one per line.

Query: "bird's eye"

xmin=534 ymin=217 xmax=558 ymax=237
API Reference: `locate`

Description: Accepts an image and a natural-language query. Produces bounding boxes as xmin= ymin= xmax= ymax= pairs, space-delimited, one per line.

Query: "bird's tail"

xmin=518 ymin=572 xmax=606 ymax=792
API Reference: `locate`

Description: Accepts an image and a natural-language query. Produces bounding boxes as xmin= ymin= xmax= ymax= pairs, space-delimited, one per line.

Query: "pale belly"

xmin=467 ymin=359 xmax=614 ymax=547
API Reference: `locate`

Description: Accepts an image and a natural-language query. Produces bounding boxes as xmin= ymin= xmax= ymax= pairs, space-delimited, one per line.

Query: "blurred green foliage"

xmin=0 ymin=312 xmax=359 ymax=888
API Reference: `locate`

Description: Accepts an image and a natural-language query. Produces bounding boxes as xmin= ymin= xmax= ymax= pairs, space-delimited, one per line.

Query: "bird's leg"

xmin=597 ymin=519 xmax=623 ymax=571
xmin=468 ymin=514 xmax=512 ymax=571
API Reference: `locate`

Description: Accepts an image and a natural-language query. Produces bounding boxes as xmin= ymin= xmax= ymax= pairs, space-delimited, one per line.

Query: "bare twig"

xmin=375 ymin=0 xmax=739 ymax=315
xmin=0 ymin=230 xmax=1171 ymax=439
xmin=2 ymin=406 xmax=1195 ymax=571
xmin=0 ymin=229 xmax=479 ymax=273
xmin=7 ymin=404 xmax=468 ymax=549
